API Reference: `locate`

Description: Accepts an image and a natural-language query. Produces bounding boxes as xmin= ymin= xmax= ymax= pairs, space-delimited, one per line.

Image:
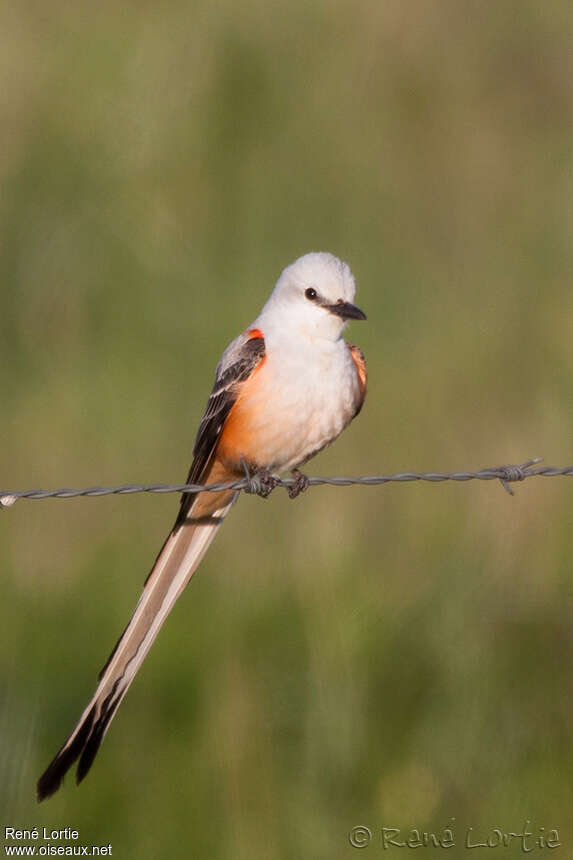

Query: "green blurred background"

xmin=1 ymin=0 xmax=572 ymax=857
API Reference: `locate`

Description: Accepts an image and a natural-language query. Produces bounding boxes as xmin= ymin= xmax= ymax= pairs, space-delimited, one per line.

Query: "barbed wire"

xmin=0 ymin=459 xmax=571 ymax=510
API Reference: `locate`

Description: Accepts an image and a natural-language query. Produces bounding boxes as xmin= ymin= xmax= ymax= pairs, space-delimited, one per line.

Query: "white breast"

xmin=242 ymin=335 xmax=361 ymax=472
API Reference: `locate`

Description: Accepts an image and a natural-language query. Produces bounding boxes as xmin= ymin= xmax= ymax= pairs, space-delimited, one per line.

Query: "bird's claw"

xmin=257 ymin=469 xmax=279 ymax=499
xmin=288 ymin=469 xmax=310 ymax=500
xmin=242 ymin=460 xmax=279 ymax=499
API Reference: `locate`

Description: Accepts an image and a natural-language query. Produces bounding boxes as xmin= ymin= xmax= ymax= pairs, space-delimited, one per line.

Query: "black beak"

xmin=325 ymin=300 xmax=367 ymax=321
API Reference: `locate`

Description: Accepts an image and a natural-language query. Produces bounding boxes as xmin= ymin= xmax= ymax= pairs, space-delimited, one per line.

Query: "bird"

xmin=36 ymin=251 xmax=367 ymax=802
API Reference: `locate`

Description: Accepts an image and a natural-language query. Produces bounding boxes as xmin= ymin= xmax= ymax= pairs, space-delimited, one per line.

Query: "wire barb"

xmin=240 ymin=459 xmax=263 ymax=496
xmin=494 ymin=457 xmax=543 ymax=496
xmin=0 ymin=458 xmax=571 ymax=510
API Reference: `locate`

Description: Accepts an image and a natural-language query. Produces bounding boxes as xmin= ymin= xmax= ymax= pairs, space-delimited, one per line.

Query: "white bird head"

xmin=260 ymin=252 xmax=366 ymax=341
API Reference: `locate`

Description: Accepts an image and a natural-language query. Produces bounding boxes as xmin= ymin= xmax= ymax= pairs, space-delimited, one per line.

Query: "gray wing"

xmin=175 ymin=330 xmax=266 ymax=525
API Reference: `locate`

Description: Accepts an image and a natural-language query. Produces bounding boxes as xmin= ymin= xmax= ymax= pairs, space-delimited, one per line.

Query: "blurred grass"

xmin=1 ymin=0 xmax=572 ymax=857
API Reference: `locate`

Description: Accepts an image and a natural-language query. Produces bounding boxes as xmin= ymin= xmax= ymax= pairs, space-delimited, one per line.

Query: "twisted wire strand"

xmin=0 ymin=459 xmax=571 ymax=509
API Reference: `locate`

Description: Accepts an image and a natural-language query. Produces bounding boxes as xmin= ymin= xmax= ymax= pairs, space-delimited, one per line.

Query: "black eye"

xmin=305 ymin=287 xmax=317 ymax=301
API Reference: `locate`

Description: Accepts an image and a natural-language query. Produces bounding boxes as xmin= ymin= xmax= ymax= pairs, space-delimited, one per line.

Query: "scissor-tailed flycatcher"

xmin=37 ymin=251 xmax=367 ymax=801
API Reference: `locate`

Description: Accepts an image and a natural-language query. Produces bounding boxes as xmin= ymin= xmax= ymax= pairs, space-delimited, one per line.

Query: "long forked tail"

xmin=37 ymin=469 xmax=237 ymax=802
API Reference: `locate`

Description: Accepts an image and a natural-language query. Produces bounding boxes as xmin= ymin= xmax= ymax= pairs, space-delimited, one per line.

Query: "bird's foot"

xmin=242 ymin=460 xmax=279 ymax=499
xmin=256 ymin=469 xmax=279 ymax=499
xmin=288 ymin=468 xmax=310 ymax=500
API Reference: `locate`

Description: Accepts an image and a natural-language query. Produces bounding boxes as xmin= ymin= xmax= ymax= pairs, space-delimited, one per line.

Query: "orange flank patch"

xmin=347 ymin=342 xmax=367 ymax=400
xmin=247 ymin=327 xmax=264 ymax=340
xmin=215 ymin=359 xmax=268 ymax=472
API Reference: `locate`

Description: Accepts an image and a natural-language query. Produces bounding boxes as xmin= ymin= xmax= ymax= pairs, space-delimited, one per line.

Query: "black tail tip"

xmin=37 ymin=765 xmax=64 ymax=803
xmin=36 ymin=705 xmax=98 ymax=802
